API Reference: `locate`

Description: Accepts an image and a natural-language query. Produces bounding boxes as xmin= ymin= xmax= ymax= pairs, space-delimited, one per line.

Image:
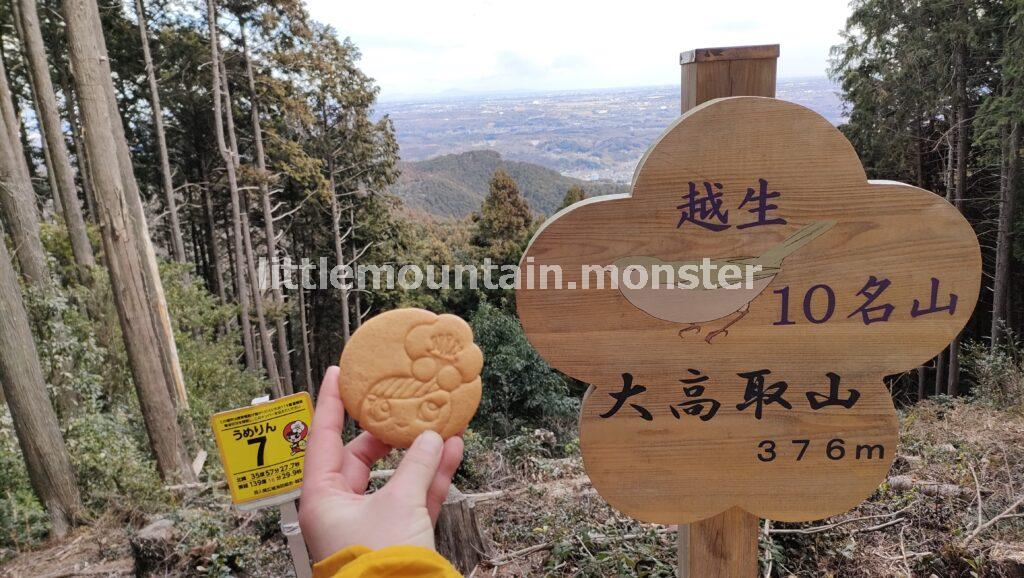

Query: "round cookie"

xmin=338 ymin=308 xmax=483 ymax=448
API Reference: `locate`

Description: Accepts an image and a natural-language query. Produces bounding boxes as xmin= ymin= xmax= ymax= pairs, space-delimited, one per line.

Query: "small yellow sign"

xmin=211 ymin=392 xmax=313 ymax=506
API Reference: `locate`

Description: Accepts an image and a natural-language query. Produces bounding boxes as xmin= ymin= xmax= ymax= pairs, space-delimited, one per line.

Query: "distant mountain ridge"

xmin=391 ymin=150 xmax=628 ymax=218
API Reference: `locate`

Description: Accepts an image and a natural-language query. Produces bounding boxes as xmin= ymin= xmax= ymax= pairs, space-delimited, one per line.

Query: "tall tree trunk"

xmin=938 ymin=137 xmax=953 ymax=391
xmin=63 ymin=0 xmax=195 ymax=482
xmin=190 ymin=211 xmax=206 ymax=283
xmin=298 ymin=266 xmax=313 ymax=394
xmin=329 ymin=176 xmax=351 ymax=346
xmin=992 ymin=121 xmax=1018 ymax=346
xmin=38 ymin=115 xmax=61 ymax=214
xmin=0 ymin=231 xmax=83 ymax=536
xmin=13 ymin=0 xmax=95 ymax=277
xmin=0 ymin=49 xmax=49 ymax=287
xmin=914 ymin=114 xmax=927 ymax=400
xmin=241 ymin=196 xmax=282 ymax=396
xmin=947 ymin=336 xmax=961 ymax=397
xmin=24 ymin=87 xmax=62 ymax=215
xmin=91 ymin=10 xmax=188 ymax=415
xmin=225 ymin=210 xmax=237 ymax=293
xmin=57 ymin=65 xmax=95 ymax=222
xmin=308 ymin=287 xmax=322 ymax=396
xmin=200 ymin=163 xmax=226 ymax=305
xmin=207 ymin=0 xmax=256 ymax=373
xmin=8 ymin=6 xmax=59 ymax=215
xmin=220 ymin=58 xmax=239 ymax=166
xmin=0 ymin=40 xmax=45 ymax=199
xmin=317 ymin=93 xmax=352 ymax=347
xmin=349 ymin=206 xmax=363 ymax=329
xmin=219 ymin=49 xmax=280 ymax=392
xmin=239 ymin=21 xmax=292 ymax=393
xmin=133 ymin=0 xmax=185 ymax=265
xmin=947 ymin=0 xmax=969 ymax=397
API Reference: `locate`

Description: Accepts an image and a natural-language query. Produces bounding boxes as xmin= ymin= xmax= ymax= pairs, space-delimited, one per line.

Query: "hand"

xmin=298 ymin=366 xmax=465 ymax=561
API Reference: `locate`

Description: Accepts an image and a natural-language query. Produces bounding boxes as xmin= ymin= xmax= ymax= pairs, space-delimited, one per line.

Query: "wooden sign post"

xmin=678 ymin=44 xmax=778 ymax=578
xmin=516 ymin=45 xmax=981 ymax=577
xmin=211 ymin=393 xmax=314 ymax=578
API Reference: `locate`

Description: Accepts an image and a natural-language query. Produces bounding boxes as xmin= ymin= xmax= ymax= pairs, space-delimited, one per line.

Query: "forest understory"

xmin=3 ymin=399 xmax=1023 ymax=578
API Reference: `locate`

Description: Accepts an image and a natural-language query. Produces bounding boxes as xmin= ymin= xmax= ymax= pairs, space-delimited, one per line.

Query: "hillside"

xmin=391 ymin=150 xmax=629 ymax=218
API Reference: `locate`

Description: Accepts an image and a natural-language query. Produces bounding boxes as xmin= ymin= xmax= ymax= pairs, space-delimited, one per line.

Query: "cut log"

xmin=887 ymin=475 xmax=983 ymax=498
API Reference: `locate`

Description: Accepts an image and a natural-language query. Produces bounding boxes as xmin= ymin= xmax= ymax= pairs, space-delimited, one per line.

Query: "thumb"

xmin=385 ymin=431 xmax=445 ymax=502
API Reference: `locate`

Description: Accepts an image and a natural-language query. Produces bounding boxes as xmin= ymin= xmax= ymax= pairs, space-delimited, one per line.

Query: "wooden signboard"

xmin=516 ymin=96 xmax=980 ymax=547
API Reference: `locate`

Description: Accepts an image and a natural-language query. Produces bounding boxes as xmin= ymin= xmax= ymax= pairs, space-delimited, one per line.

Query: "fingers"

xmin=427 ymin=436 xmax=465 ymax=524
xmin=304 ymin=366 xmax=346 ymax=482
xmin=340 ymin=431 xmax=392 ymax=493
xmin=384 ymin=430 xmax=445 ymax=503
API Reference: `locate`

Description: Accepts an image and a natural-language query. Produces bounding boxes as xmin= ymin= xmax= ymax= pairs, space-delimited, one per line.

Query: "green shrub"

xmin=454 ymin=428 xmax=496 ymax=489
xmin=0 ymin=487 xmax=49 ymax=551
xmin=470 ymin=304 xmax=578 ymax=438
xmin=963 ymin=337 xmax=1024 ymax=410
xmin=499 ymin=427 xmax=553 ymax=465
xmin=22 ymin=278 xmax=109 ymax=416
xmin=63 ymin=410 xmax=166 ymax=509
xmin=0 ymin=409 xmax=49 ymax=549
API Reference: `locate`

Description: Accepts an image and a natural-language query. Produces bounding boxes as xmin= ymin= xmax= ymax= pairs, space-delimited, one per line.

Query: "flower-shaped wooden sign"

xmin=516 ymin=97 xmax=980 ymax=524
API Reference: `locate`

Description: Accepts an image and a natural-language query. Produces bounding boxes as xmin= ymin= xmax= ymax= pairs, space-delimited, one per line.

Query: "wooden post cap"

xmin=679 ymin=44 xmax=780 ymax=114
xmin=680 ymin=44 xmax=780 ymax=64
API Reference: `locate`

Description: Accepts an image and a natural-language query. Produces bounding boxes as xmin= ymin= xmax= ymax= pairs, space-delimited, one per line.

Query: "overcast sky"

xmin=304 ymin=0 xmax=852 ymax=100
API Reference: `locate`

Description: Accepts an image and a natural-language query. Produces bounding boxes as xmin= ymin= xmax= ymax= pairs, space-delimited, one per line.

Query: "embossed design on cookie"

xmin=339 ymin=308 xmax=483 ymax=448
xmin=405 ymin=315 xmax=482 ymax=392
xmin=361 ymin=377 xmax=452 ymax=440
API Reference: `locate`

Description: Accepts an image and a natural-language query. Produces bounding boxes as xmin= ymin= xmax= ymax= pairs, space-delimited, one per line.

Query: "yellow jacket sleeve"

xmin=312 ymin=545 xmax=462 ymax=578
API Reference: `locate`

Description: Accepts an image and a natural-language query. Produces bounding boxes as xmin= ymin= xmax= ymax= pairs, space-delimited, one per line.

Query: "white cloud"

xmin=305 ymin=0 xmax=851 ymax=99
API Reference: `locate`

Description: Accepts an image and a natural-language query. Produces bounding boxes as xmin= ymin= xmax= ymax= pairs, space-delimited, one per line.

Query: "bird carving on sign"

xmin=613 ymin=220 xmax=835 ymax=342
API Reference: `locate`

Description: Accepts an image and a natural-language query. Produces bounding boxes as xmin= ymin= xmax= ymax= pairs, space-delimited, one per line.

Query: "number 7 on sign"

xmin=248 ymin=436 xmax=267 ymax=467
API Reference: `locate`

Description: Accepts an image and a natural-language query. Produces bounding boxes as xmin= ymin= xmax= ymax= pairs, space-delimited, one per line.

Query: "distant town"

xmin=377 ymin=77 xmax=844 ymax=183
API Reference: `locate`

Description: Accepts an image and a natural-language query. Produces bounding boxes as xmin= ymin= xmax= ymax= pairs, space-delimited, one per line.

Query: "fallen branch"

xmin=968 ymin=462 xmax=984 ymax=530
xmin=898 ymin=525 xmax=911 ymax=575
xmin=851 ymin=518 xmax=905 ymax=534
xmin=586 ymin=527 xmax=675 ymax=543
xmin=769 ymin=508 xmax=907 ymax=535
xmin=39 ymin=564 xmax=134 ymax=578
xmin=963 ymin=493 xmax=1024 ymax=545
xmin=163 ymin=480 xmax=226 ymax=492
xmin=463 ymin=490 xmax=504 ymax=505
xmin=485 ymin=528 xmax=675 ymax=567
xmin=369 ymin=469 xmax=502 ymax=504
xmin=487 ymin=541 xmax=554 ymax=566
xmin=879 ymin=550 xmax=932 ymax=562
xmin=887 ymin=475 xmax=983 ymax=498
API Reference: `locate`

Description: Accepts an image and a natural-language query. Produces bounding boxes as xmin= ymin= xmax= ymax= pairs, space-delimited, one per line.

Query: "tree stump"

xmin=130 ymin=518 xmax=177 ymax=573
xmin=436 ymin=487 xmax=491 ymax=574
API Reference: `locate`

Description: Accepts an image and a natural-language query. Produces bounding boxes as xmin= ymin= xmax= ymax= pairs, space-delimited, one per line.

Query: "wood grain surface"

xmin=680 ymin=46 xmax=778 ymax=113
xmin=679 ymin=44 xmax=780 ymax=64
xmin=679 ymin=508 xmax=759 ymax=577
xmin=516 ymin=97 xmax=981 ymax=524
